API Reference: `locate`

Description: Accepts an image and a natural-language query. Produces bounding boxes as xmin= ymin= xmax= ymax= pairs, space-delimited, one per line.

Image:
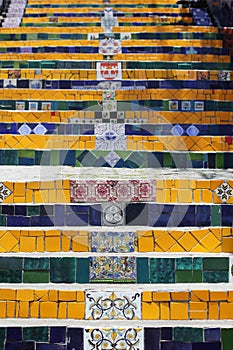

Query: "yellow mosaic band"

xmin=0 ymin=289 xmax=232 ymax=320
xmin=0 ymin=135 xmax=232 ymax=151
xmin=1 ymin=69 xmax=231 ymax=81
xmin=0 ymin=110 xmax=232 ymax=124
xmin=1 ymin=179 xmax=233 ymax=204
xmin=0 ymin=228 xmax=232 ymax=253
xmin=1 ymin=88 xmax=233 ymax=101
xmin=0 ymin=26 xmax=219 ymax=34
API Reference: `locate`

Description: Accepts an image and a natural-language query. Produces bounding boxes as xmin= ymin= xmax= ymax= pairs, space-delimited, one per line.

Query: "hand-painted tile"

xmin=91 ymin=231 xmax=135 ymax=252
xmin=84 ymin=328 xmax=143 ymax=350
xmin=85 ymin=291 xmax=141 ymax=320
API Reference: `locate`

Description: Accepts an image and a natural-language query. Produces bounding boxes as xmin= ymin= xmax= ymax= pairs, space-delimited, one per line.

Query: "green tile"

xmin=203 ymin=258 xmax=229 ymax=271
xmin=51 ymin=258 xmax=76 ymax=283
xmin=23 ymin=271 xmax=50 ymax=283
xmin=23 ymin=327 xmax=49 ymax=342
xmin=211 ymin=205 xmax=221 ymax=226
xmin=222 ymin=329 xmax=233 ymax=350
xmin=0 ymin=257 xmax=23 ymax=269
xmin=0 ymin=328 xmax=5 ymax=343
xmin=174 ymin=327 xmax=203 ymax=342
xmin=18 ymin=150 xmax=35 ymax=158
xmin=50 ymin=150 xmax=60 ymax=166
xmin=203 ymin=271 xmax=228 ymax=283
xmin=176 ymin=258 xmax=193 ymax=270
xmin=176 ymin=270 xmax=193 ymax=283
xmin=24 ymin=258 xmax=49 ymax=270
xmin=3 ymin=150 xmax=18 ymax=165
xmin=193 ymin=257 xmax=202 ymax=270
xmin=27 ymin=206 xmax=40 ymax=216
xmin=192 ymin=270 xmax=203 ymax=283
xmin=76 ymin=258 xmax=90 ymax=283
xmin=0 ymin=216 xmax=7 ymax=226
xmin=150 ymin=258 xmax=175 ymax=283
xmin=216 ymin=153 xmax=224 ymax=168
xmin=137 ymin=258 xmax=149 ymax=283
xmin=0 ymin=270 xmax=22 ymax=283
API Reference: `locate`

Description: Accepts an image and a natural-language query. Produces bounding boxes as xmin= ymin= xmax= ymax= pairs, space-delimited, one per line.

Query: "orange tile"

xmin=210 ymin=291 xmax=228 ymax=301
xmin=171 ymin=292 xmax=189 ymax=301
xmin=142 ymin=302 xmax=159 ymax=320
xmin=142 ymin=291 xmax=152 ymax=302
xmin=170 ymin=302 xmax=188 ymax=320
xmin=160 ymin=302 xmax=170 ymax=320
xmin=67 ymin=302 xmax=85 ymax=319
xmin=153 ymin=292 xmax=170 ymax=301
xmin=209 ymin=302 xmax=219 ymax=319
xmin=220 ymin=302 xmax=233 ymax=319
xmin=40 ymin=302 xmax=57 ymax=318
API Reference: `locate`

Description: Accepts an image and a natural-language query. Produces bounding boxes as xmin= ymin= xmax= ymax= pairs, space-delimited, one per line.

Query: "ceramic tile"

xmin=102 ymin=203 xmax=125 ymax=226
xmin=214 ymin=182 xmax=233 ymax=202
xmin=84 ymin=328 xmax=143 ymax=350
xmin=85 ymin=291 xmax=141 ymax=320
xmin=91 ymin=231 xmax=135 ymax=252
xmin=0 ymin=183 xmax=12 ymax=203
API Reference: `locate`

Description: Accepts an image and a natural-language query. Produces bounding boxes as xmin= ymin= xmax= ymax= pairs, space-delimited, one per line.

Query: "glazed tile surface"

xmin=0 ymin=0 xmax=232 ymax=346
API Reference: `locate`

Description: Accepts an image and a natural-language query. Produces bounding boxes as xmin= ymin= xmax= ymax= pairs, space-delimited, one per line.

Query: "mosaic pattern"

xmin=0 ymin=0 xmax=232 ymax=345
xmin=0 ymin=227 xmax=231 ymax=253
xmin=0 ymin=327 xmax=230 ymax=350
xmin=84 ymin=328 xmax=143 ymax=350
xmin=0 ymin=256 xmax=229 ymax=284
xmin=70 ymin=180 xmax=156 ymax=203
xmin=85 ymin=291 xmax=141 ymax=320
xmin=0 ymin=288 xmax=230 ymax=320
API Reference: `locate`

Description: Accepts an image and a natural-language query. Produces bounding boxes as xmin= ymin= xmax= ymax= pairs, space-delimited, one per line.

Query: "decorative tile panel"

xmin=85 ymin=291 xmax=141 ymax=320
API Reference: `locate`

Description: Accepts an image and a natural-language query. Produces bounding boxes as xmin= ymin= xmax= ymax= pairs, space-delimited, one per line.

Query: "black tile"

xmin=144 ymin=328 xmax=160 ymax=350
xmin=50 ymin=327 xmax=66 ymax=343
xmin=7 ymin=328 xmax=22 ymax=341
xmin=126 ymin=203 xmax=148 ymax=226
xmin=161 ymin=328 xmax=173 ymax=340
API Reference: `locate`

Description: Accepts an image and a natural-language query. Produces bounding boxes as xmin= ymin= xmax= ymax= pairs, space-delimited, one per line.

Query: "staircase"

xmin=0 ymin=0 xmax=232 ymax=349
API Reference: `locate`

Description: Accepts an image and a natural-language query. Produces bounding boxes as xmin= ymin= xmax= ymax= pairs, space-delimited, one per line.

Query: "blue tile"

xmin=50 ymin=327 xmax=66 ymax=344
xmin=204 ymin=329 xmax=221 ymax=342
xmin=196 ymin=206 xmax=210 ymax=226
xmin=6 ymin=328 xmax=22 ymax=341
xmin=144 ymin=328 xmax=160 ymax=350
xmin=126 ymin=203 xmax=148 ymax=226
xmin=89 ymin=205 xmax=101 ymax=226
xmin=192 ymin=343 xmax=221 ymax=350
xmin=54 ymin=205 xmax=65 ymax=226
xmin=161 ymin=342 xmax=191 ymax=350
xmin=161 ymin=328 xmax=173 ymax=340
xmin=67 ymin=328 xmax=83 ymax=349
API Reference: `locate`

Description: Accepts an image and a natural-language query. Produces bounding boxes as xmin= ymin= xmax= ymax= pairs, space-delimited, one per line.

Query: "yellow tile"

xmin=19 ymin=301 xmax=29 ymax=318
xmin=156 ymin=189 xmax=170 ymax=202
xmin=190 ymin=302 xmax=207 ymax=311
xmin=16 ymin=290 xmax=34 ymax=301
xmin=153 ymin=292 xmax=170 ymax=301
xmin=222 ymin=237 xmax=233 ymax=253
xmin=19 ymin=236 xmax=36 ymax=252
xmin=49 ymin=290 xmax=58 ymax=302
xmin=160 ymin=302 xmax=170 ymax=320
xmin=7 ymin=301 xmax=16 ymax=318
xmin=170 ymin=302 xmax=188 ymax=320
xmin=72 ymin=235 xmax=89 ymax=252
xmin=0 ymin=302 xmax=6 ymax=317
xmin=210 ymin=291 xmax=228 ymax=301
xmin=0 ymin=231 xmax=19 ymax=251
xmin=58 ymin=302 xmax=67 ymax=319
xmin=77 ymin=291 xmax=85 ymax=302
xmin=59 ymin=291 xmax=76 ymax=301
xmin=67 ymin=302 xmax=85 ymax=319
xmin=30 ymin=301 xmax=39 ymax=318
xmin=171 ymin=292 xmax=189 ymax=301
xmin=0 ymin=289 xmax=16 ymax=300
xmin=209 ymin=302 xmax=219 ymax=319
xmin=191 ymin=290 xmax=209 ymax=301
xmin=138 ymin=236 xmax=155 ymax=252
xmin=45 ymin=237 xmax=60 ymax=252
xmin=14 ymin=183 xmax=25 ymax=197
xmin=40 ymin=302 xmax=57 ymax=318
xmin=36 ymin=237 xmax=45 ymax=252
xmin=190 ymin=311 xmax=207 ymax=319
xmin=142 ymin=302 xmax=159 ymax=320
xmin=61 ymin=236 xmax=70 ymax=252
xmin=202 ymin=189 xmax=212 ymax=202
xmin=177 ymin=189 xmax=192 ymax=203
xmin=220 ymin=302 xmax=233 ymax=319
xmin=142 ymin=291 xmax=152 ymax=302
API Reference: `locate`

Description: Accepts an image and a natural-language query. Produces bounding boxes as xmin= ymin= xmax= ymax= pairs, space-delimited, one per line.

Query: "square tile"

xmin=85 ymin=291 xmax=141 ymax=319
xmin=84 ymin=328 xmax=143 ymax=350
xmin=91 ymin=231 xmax=135 ymax=252
xmin=102 ymin=203 xmax=125 ymax=226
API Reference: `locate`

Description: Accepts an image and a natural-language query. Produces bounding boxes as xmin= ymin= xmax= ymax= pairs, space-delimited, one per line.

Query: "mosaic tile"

xmin=91 ymin=231 xmax=135 ymax=252
xmin=70 ymin=180 xmax=156 ymax=203
xmin=85 ymin=291 xmax=141 ymax=320
xmin=84 ymin=328 xmax=143 ymax=350
xmin=102 ymin=203 xmax=125 ymax=226
xmin=0 ymin=183 xmax=12 ymax=203
xmin=214 ymin=182 xmax=233 ymax=202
